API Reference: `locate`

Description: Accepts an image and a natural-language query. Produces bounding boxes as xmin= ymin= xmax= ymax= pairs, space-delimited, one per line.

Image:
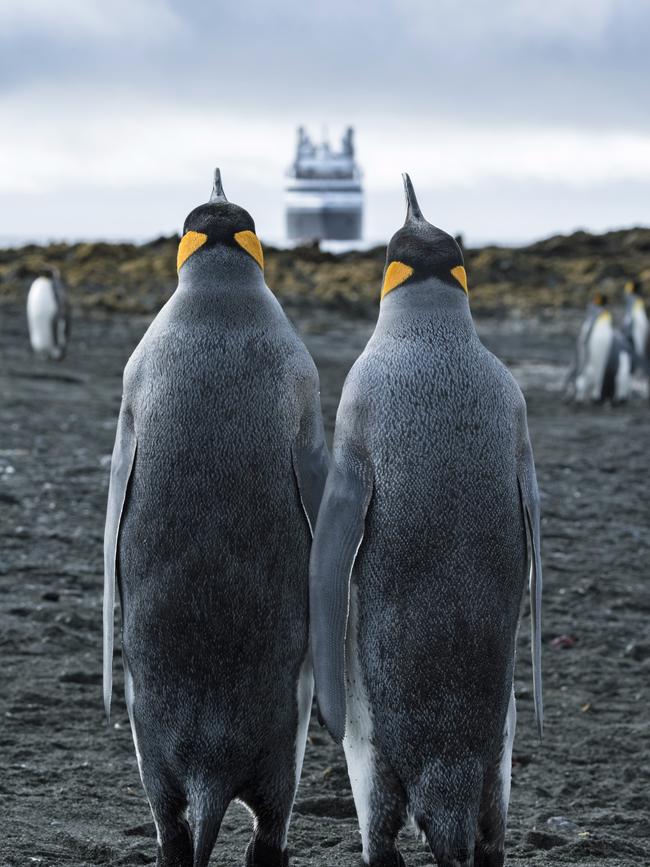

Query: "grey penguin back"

xmin=309 ymin=173 xmax=542 ymax=866
xmin=103 ymin=169 xmax=329 ymax=867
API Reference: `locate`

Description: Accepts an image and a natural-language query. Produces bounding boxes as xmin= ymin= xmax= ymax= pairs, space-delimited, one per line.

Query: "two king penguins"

xmin=569 ymin=292 xmax=632 ymax=404
xmin=104 ymin=171 xmax=542 ymax=867
xmin=570 ymin=279 xmax=650 ymax=404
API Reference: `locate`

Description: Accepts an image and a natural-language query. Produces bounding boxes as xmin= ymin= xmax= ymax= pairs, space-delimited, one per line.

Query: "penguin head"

xmin=593 ymin=291 xmax=608 ymax=307
xmin=177 ymin=168 xmax=264 ymax=274
xmin=380 ymin=174 xmax=466 ymax=301
xmin=624 ymin=279 xmax=641 ymax=296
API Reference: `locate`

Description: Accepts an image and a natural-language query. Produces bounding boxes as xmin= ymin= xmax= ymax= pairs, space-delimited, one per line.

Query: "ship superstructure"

xmin=285 ymin=126 xmax=363 ymax=241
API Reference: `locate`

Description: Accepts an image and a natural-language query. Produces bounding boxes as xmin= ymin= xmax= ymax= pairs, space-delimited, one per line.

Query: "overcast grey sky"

xmin=1 ymin=0 xmax=649 ymax=245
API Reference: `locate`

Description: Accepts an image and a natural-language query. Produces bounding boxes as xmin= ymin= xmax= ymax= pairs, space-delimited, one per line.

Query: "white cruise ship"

xmin=285 ymin=126 xmax=363 ymax=242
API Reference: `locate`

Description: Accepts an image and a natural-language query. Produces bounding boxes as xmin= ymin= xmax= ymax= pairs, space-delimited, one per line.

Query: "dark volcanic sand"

xmin=1 ymin=303 xmax=649 ymax=867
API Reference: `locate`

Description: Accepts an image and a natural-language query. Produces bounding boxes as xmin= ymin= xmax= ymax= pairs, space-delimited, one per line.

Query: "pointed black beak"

xmin=402 ymin=172 xmax=424 ymax=223
xmin=209 ymin=167 xmax=228 ymax=203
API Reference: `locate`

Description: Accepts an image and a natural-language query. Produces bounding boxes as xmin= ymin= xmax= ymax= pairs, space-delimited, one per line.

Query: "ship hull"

xmin=285 ymin=187 xmax=363 ymax=241
xmin=286 ymin=206 xmax=362 ymax=241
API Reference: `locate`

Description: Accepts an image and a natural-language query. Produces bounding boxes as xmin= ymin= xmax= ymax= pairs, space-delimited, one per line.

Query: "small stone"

xmin=58 ymin=670 xmax=102 ymax=685
xmin=624 ymin=641 xmax=650 ymax=662
xmin=547 ymin=816 xmax=579 ymax=834
xmin=41 ymin=591 xmax=60 ymax=602
xmin=550 ymin=634 xmax=576 ymax=650
xmin=526 ymin=830 xmax=567 ymax=850
xmin=514 ymin=681 xmax=531 ymax=700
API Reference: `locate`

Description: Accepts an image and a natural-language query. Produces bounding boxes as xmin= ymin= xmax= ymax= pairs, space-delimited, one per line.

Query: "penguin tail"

xmin=410 ymin=760 xmax=483 ymax=867
xmin=188 ymin=788 xmax=228 ymax=867
xmin=192 ymin=815 xmax=220 ymax=867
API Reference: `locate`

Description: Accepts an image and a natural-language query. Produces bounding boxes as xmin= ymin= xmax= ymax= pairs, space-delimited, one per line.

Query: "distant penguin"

xmin=26 ymin=268 xmax=69 ymax=359
xmin=623 ymin=279 xmax=650 ymax=375
xmin=572 ymin=293 xmax=631 ymax=403
xmin=310 ymin=175 xmax=542 ymax=867
xmin=104 ymin=169 xmax=329 ymax=867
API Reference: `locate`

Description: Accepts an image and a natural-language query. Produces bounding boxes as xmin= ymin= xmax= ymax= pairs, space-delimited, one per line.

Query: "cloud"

xmin=1 ymin=0 xmax=648 ymax=241
xmin=0 ymin=0 xmax=184 ymax=41
xmin=3 ymin=0 xmax=649 ymax=127
xmin=2 ymin=86 xmax=649 ymax=196
xmin=401 ymin=0 xmax=615 ymax=46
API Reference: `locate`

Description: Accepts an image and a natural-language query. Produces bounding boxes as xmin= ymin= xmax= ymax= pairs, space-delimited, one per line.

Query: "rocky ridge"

xmin=1 ymin=227 xmax=649 ymax=315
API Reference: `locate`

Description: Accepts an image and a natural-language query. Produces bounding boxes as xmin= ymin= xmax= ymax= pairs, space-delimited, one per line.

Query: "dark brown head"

xmin=177 ymin=168 xmax=264 ymax=273
xmin=381 ymin=174 xmax=466 ymax=301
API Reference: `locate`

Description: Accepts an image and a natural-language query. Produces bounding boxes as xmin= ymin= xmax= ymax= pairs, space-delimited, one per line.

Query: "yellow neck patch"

xmin=598 ymin=310 xmax=612 ymax=324
xmin=234 ymin=230 xmax=264 ymax=270
xmin=177 ymin=231 xmax=208 ymax=272
xmin=451 ymin=265 xmax=468 ymax=294
xmin=381 ymin=261 xmax=413 ymax=300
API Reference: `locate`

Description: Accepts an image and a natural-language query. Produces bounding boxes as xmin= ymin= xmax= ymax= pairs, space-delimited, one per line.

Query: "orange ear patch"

xmin=381 ymin=261 xmax=414 ymax=300
xmin=451 ymin=265 xmax=468 ymax=293
xmin=177 ymin=231 xmax=208 ymax=272
xmin=234 ymin=230 xmax=264 ymax=270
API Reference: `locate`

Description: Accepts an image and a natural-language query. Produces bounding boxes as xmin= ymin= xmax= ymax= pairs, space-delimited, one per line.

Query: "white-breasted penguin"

xmin=310 ymin=175 xmax=543 ymax=867
xmin=571 ymin=293 xmax=631 ymax=404
xmin=26 ymin=269 xmax=69 ymax=360
xmin=103 ymin=169 xmax=329 ymax=867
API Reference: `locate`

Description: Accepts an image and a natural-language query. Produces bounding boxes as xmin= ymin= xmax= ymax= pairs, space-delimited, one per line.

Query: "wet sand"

xmin=1 ymin=303 xmax=649 ymax=866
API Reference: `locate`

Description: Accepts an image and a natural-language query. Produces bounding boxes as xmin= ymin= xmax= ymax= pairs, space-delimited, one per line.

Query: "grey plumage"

xmin=310 ymin=175 xmax=542 ymax=867
xmin=103 ymin=171 xmax=328 ymax=867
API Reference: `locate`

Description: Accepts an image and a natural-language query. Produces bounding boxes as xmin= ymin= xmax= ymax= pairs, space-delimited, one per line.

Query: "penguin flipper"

xmin=309 ymin=462 xmax=373 ymax=743
xmin=291 ymin=408 xmax=330 ymax=535
xmin=103 ymin=408 xmax=137 ymax=723
xmin=517 ymin=439 xmax=543 ymax=741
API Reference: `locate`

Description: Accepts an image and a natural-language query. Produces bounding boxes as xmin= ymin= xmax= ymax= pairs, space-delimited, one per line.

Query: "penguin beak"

xmin=210 ymin=167 xmax=229 ymax=203
xmin=402 ymin=173 xmax=425 ymax=223
xmin=234 ymin=230 xmax=264 ymax=270
xmin=177 ymin=230 xmax=208 ymax=272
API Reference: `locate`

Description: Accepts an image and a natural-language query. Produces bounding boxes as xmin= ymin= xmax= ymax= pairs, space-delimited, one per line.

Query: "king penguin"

xmin=571 ymin=293 xmax=631 ymax=404
xmin=310 ymin=175 xmax=543 ymax=867
xmin=26 ymin=268 xmax=69 ymax=359
xmin=623 ymin=280 xmax=650 ymax=378
xmin=103 ymin=169 xmax=329 ymax=867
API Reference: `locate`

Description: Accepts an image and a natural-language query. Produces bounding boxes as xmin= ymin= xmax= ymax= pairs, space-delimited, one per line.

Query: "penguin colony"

xmin=103 ymin=169 xmax=542 ymax=867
